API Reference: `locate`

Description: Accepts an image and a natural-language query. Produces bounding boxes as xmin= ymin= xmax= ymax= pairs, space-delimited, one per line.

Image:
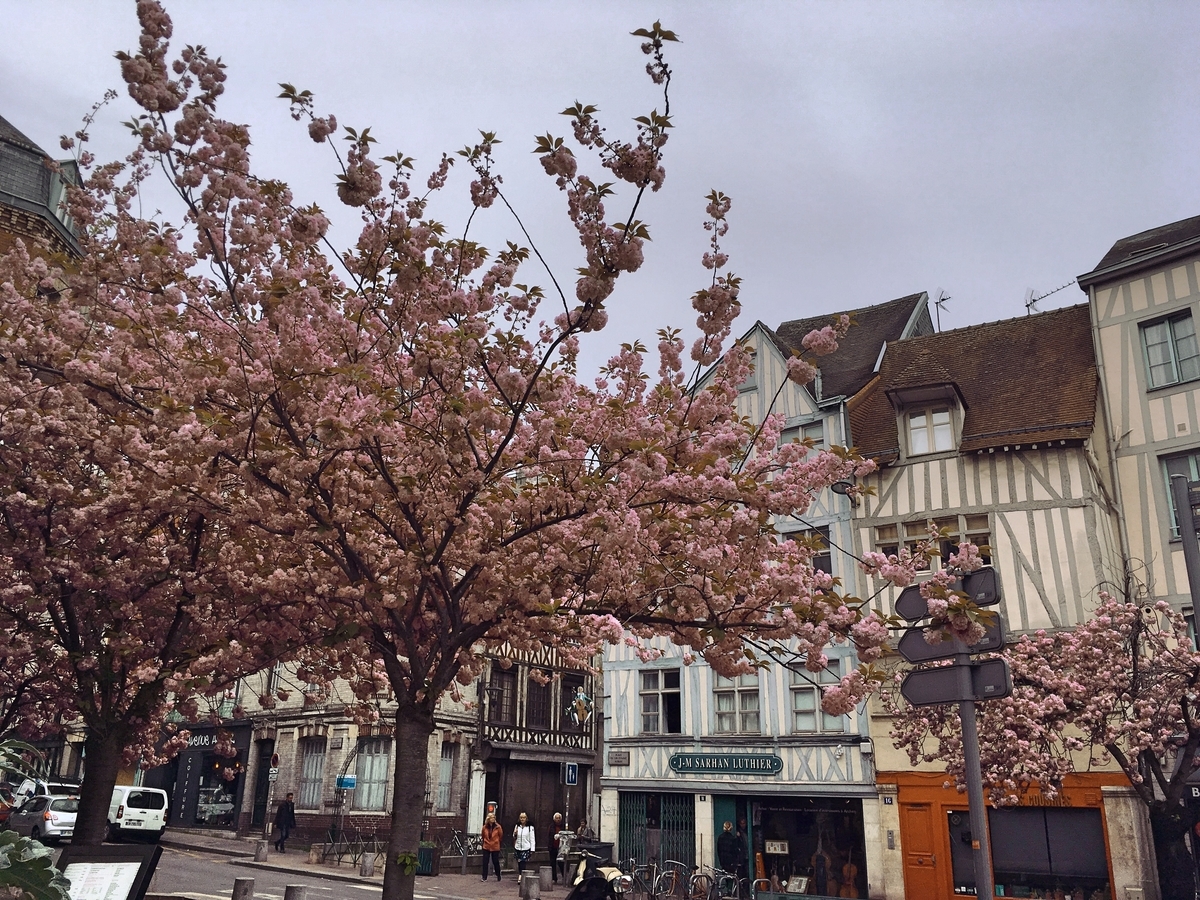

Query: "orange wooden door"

xmin=900 ymin=802 xmax=943 ymax=898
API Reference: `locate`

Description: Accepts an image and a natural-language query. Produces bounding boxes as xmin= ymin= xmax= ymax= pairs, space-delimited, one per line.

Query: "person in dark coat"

xmin=274 ymin=792 xmax=297 ymax=853
xmin=716 ymin=821 xmax=739 ymax=873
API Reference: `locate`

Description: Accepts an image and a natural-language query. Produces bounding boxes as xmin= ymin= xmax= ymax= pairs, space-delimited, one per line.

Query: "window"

xmin=266 ymin=662 xmax=283 ymax=696
xmin=561 ymin=673 xmax=587 ymax=730
xmin=527 ymin=676 xmax=551 ymax=729
xmin=714 ymin=673 xmax=760 ymax=733
xmin=874 ymin=517 xmax=991 ymax=571
xmin=738 ymin=351 xmax=757 ymax=393
xmin=787 ymin=527 xmax=831 ymax=574
xmin=435 ymin=742 xmax=456 ymax=812
xmin=640 ymin=669 xmax=682 ymax=734
xmin=489 ymin=669 xmax=516 ymax=724
xmin=297 ymin=738 xmax=326 ymax=808
xmin=791 ymin=659 xmax=847 ymax=733
xmin=1142 ymin=312 xmax=1200 ymax=389
xmin=780 ymin=420 xmax=825 ymax=451
xmin=353 ymin=737 xmax=389 ymax=811
xmin=908 ymin=408 xmax=953 ymax=455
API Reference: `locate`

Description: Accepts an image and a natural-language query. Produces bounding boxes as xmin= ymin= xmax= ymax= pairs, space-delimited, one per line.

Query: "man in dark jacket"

xmin=274 ymin=793 xmax=297 ymax=853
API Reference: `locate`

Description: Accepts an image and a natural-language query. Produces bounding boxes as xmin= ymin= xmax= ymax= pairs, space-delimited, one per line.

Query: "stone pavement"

xmin=160 ymin=828 xmax=574 ymax=900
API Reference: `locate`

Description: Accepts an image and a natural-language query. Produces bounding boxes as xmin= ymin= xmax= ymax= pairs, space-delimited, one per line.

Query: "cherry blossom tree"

xmin=888 ymin=585 xmax=1200 ymax=900
xmin=0 ymin=5 xmax=950 ymax=898
xmin=0 ymin=232 xmax=319 ymax=843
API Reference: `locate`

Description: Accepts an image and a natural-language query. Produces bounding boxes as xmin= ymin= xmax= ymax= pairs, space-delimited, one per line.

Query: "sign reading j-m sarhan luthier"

xmin=668 ymin=753 xmax=783 ymax=775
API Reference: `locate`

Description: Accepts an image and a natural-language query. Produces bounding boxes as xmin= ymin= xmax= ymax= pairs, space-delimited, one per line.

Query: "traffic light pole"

xmin=957 ymin=651 xmax=994 ymax=900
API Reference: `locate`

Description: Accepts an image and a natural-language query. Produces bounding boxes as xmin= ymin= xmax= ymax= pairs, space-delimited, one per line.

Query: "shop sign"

xmin=764 ymin=841 xmax=788 ymax=855
xmin=668 ymin=753 xmax=783 ymax=775
xmin=187 ymin=733 xmax=215 ymax=749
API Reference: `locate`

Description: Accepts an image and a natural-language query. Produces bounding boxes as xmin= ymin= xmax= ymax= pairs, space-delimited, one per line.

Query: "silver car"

xmin=8 ymin=795 xmax=78 ymax=843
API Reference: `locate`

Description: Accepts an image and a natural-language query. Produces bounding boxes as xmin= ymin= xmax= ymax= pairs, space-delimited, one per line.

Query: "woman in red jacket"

xmin=481 ymin=812 xmax=504 ymax=881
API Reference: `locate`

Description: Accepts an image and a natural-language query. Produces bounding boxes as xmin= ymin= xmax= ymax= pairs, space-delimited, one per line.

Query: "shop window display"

xmin=946 ymin=807 xmax=1109 ymax=898
xmin=752 ymin=798 xmax=866 ymax=900
xmin=193 ymin=752 xmax=243 ymax=827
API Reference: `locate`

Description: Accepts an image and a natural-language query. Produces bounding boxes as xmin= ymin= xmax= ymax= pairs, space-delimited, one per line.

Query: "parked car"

xmin=7 ymin=795 xmax=78 ymax=843
xmin=0 ymin=785 xmax=15 ymax=826
xmin=12 ymin=777 xmax=81 ymax=806
xmin=106 ymin=786 xmax=169 ymax=842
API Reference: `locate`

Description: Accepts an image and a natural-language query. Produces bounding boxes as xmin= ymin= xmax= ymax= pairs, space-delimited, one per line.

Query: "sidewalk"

xmin=161 ymin=828 xmax=573 ymax=900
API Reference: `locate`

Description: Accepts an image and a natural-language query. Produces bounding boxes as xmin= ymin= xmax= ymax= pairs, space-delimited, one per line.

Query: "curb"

xmin=229 ymin=856 xmax=382 ymax=885
xmin=159 ymin=838 xmax=255 ymax=859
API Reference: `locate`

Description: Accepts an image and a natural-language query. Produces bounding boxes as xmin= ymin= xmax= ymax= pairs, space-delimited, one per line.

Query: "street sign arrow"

xmin=895 ymin=583 xmax=928 ymax=621
xmin=901 ymin=658 xmax=1012 ymax=707
xmin=894 ymin=566 xmax=1002 ymax=623
xmin=901 ymin=665 xmax=961 ymax=706
xmin=897 ymin=618 xmax=1005 ymax=664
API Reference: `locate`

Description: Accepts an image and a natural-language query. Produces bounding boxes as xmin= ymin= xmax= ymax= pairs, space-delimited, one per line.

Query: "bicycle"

xmin=619 ymin=856 xmax=659 ymax=900
xmin=443 ymin=828 xmax=482 ymax=856
xmin=687 ymin=865 xmax=742 ymax=900
xmin=653 ymin=859 xmax=692 ymax=900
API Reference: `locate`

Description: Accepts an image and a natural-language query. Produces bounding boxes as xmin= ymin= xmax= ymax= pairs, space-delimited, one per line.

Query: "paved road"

xmin=148 ymin=846 xmax=383 ymax=899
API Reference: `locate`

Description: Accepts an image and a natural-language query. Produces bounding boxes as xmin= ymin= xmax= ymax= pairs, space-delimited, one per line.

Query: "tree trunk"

xmin=382 ymin=703 xmax=436 ymax=900
xmin=1150 ymin=801 xmax=1196 ymax=900
xmin=73 ymin=728 xmax=127 ymax=845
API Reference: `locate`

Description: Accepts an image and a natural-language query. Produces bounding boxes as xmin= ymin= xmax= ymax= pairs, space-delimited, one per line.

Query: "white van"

xmin=106 ymin=786 xmax=169 ymax=842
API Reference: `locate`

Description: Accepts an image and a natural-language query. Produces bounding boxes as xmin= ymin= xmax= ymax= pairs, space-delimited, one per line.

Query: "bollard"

xmin=307 ymin=846 xmax=320 ymax=865
xmin=254 ymin=840 xmax=269 ymax=862
xmin=232 ymin=878 xmax=255 ymax=900
xmin=538 ymin=866 xmax=552 ymax=892
xmin=520 ymin=872 xmax=540 ymax=900
xmin=359 ymin=853 xmax=375 ymax=878
xmin=283 ymin=886 xmax=307 ymax=900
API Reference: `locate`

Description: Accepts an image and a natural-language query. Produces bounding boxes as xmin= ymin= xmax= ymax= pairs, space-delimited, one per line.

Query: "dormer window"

xmin=908 ymin=408 xmax=952 ymax=455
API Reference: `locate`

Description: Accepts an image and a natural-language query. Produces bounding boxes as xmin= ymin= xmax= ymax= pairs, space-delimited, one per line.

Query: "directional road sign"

xmin=901 ymin=658 xmax=1012 ymax=707
xmin=894 ymin=567 xmax=1002 ymax=622
xmin=897 ymin=619 xmax=1005 ymax=664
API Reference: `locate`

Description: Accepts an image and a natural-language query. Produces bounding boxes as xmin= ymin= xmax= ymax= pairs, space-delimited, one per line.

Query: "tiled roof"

xmin=849 ymin=304 xmax=1097 ymax=462
xmin=1080 ymin=214 xmax=1200 ymax=287
xmin=775 ymin=293 xmax=930 ymax=399
xmin=0 ymin=114 xmax=47 ymax=156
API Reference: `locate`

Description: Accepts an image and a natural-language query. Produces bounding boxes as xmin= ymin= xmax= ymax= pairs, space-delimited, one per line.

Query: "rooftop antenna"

xmin=1026 ymin=279 xmax=1078 ymax=314
xmin=932 ymin=288 xmax=949 ymax=331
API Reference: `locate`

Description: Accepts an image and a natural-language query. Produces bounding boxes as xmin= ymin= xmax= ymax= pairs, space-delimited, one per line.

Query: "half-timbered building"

xmin=599 ymin=294 xmax=934 ymax=899
xmin=847 ymin=304 xmax=1152 ymax=899
xmin=1079 ymin=213 xmax=1200 ymax=616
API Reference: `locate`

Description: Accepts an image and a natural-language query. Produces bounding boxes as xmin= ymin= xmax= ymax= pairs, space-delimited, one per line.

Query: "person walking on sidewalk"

xmin=513 ymin=812 xmax=536 ymax=877
xmin=549 ymin=812 xmax=564 ymax=883
xmin=481 ymin=812 xmax=504 ymax=881
xmin=273 ymin=793 xmax=297 ymax=853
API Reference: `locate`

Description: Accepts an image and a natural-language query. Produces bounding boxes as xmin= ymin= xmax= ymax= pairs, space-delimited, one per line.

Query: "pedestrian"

xmin=481 ymin=812 xmax=504 ymax=881
xmin=717 ymin=821 xmax=738 ymax=873
xmin=513 ymin=811 xmax=536 ymax=876
xmin=575 ymin=818 xmax=595 ymax=841
xmin=273 ymin=792 xmax=296 ymax=853
xmin=549 ymin=812 xmax=564 ymax=883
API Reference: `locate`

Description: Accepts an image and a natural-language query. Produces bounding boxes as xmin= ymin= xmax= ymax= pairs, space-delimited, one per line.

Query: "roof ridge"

xmin=0 ymin=113 xmax=49 ymax=156
xmin=889 ymin=301 xmax=1088 ymax=345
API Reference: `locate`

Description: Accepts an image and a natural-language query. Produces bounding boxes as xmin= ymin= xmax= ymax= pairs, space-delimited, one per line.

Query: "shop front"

xmin=603 ymin=743 xmax=877 ymax=897
xmin=144 ymin=724 xmax=252 ymax=830
xmin=881 ymin=772 xmax=1130 ymax=900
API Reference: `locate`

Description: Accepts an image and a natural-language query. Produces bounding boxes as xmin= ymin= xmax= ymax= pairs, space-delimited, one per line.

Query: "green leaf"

xmin=0 ymin=830 xmax=72 ymax=900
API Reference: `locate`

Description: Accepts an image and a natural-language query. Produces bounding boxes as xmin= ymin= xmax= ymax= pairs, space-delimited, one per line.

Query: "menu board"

xmin=62 ymin=862 xmax=142 ymax=900
xmin=53 ymin=843 xmax=161 ymax=900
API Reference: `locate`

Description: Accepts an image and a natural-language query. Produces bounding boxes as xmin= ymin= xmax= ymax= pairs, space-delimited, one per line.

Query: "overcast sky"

xmin=5 ymin=2 xmax=1199 ymax=372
